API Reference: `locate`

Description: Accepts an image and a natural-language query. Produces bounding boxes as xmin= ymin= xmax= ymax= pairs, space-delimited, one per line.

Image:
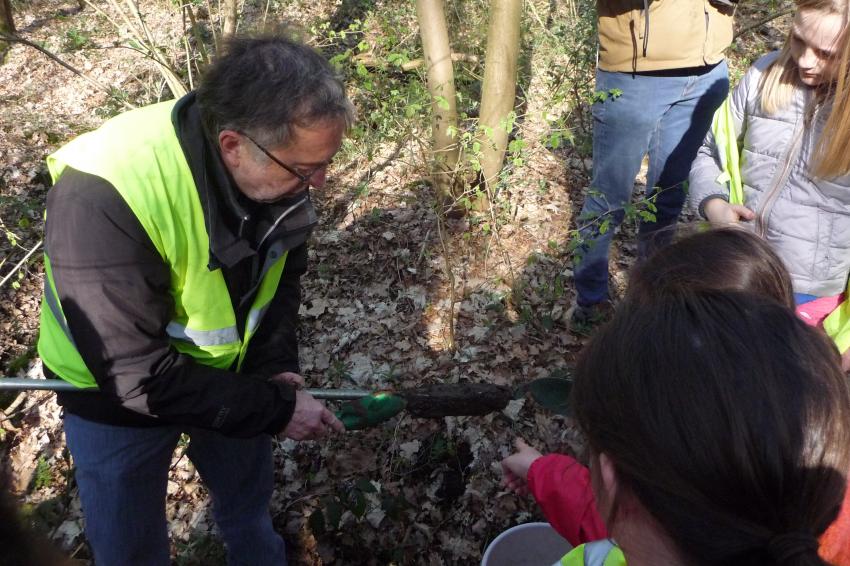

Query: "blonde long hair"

xmin=759 ymin=0 xmax=850 ymax=178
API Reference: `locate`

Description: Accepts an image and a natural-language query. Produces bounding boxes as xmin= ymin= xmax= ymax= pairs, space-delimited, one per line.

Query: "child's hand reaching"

xmin=500 ymin=438 xmax=543 ymax=496
xmin=703 ymin=198 xmax=755 ymax=224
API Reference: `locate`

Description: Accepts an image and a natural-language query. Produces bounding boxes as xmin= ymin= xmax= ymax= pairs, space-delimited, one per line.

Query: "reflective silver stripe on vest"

xmin=584 ymin=540 xmax=616 ymax=566
xmin=166 ymin=321 xmax=239 ymax=346
xmin=44 ymin=278 xmax=77 ymax=347
xmin=245 ymin=303 xmax=271 ymax=336
xmin=240 ymin=241 xmax=286 ymax=303
xmin=261 ymin=240 xmax=286 ymax=281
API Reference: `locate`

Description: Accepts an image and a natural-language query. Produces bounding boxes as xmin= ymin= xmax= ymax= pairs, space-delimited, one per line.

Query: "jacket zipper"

xmin=703 ymin=1 xmax=709 ymax=63
xmin=256 ymin=194 xmax=309 ymax=250
xmin=755 ymin=101 xmax=814 ymax=237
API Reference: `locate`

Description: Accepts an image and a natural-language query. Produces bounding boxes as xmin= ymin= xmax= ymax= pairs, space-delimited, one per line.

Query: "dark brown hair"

xmin=572 ymin=290 xmax=850 ymax=565
xmin=628 ymin=226 xmax=795 ymax=309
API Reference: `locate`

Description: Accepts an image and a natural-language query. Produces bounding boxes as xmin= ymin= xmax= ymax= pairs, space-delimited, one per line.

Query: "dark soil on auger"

xmin=402 ymin=383 xmax=512 ymax=418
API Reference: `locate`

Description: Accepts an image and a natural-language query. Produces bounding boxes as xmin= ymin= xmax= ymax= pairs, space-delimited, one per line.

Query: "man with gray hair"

xmin=39 ymin=35 xmax=352 ymax=565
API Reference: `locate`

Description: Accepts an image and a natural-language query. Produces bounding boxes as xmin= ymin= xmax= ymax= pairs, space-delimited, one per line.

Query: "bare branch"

xmin=0 ymin=31 xmax=134 ymax=109
xmin=0 ymin=239 xmax=42 ymax=291
xmin=734 ymin=7 xmax=794 ymax=41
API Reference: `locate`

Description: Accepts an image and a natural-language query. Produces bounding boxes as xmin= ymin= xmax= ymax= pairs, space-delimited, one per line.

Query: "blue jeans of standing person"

xmin=573 ymin=61 xmax=729 ymax=307
xmin=63 ymin=414 xmax=286 ymax=566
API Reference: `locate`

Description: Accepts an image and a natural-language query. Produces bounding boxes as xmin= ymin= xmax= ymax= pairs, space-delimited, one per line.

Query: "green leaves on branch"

xmin=591 ymin=88 xmax=623 ymax=104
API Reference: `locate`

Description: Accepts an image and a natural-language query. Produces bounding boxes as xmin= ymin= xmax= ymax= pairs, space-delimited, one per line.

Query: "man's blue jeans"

xmin=64 ymin=414 xmax=286 ymax=566
xmin=573 ymin=62 xmax=729 ymax=307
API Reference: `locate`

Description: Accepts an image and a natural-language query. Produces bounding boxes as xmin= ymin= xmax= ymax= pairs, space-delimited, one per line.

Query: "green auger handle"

xmin=335 ymin=392 xmax=407 ymax=430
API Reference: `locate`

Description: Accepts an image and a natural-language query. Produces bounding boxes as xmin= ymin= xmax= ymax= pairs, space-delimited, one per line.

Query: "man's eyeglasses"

xmin=241 ymin=133 xmax=330 ymax=190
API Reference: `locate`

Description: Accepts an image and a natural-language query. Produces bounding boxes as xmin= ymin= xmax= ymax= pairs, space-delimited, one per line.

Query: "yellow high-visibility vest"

xmin=39 ymin=101 xmax=288 ymax=388
xmin=560 ymin=539 xmax=626 ymax=566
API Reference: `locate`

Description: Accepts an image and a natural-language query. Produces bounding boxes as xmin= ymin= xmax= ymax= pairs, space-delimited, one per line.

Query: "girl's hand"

xmin=703 ymin=198 xmax=755 ymax=224
xmin=500 ymin=438 xmax=543 ymax=496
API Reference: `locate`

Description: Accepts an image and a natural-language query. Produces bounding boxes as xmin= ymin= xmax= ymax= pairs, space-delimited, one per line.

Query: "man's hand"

xmin=281 ymin=389 xmax=345 ymax=440
xmin=500 ymin=438 xmax=543 ymax=496
xmin=703 ymin=198 xmax=755 ymax=224
xmin=271 ymin=371 xmax=306 ymax=388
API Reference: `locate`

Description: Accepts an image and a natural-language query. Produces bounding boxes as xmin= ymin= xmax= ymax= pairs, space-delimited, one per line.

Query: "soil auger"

xmin=0 ymin=375 xmax=573 ymax=430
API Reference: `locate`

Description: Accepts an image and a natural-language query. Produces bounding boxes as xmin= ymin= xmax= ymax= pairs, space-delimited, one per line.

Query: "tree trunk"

xmin=0 ymin=0 xmax=14 ymax=35
xmin=416 ymin=0 xmax=461 ymax=204
xmin=0 ymin=0 xmax=14 ymax=61
xmin=222 ymin=0 xmax=238 ymax=39
xmin=475 ymin=0 xmax=522 ymax=210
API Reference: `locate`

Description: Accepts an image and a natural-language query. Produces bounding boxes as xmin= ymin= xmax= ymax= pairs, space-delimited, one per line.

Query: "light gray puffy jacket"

xmin=689 ymin=52 xmax=850 ymax=296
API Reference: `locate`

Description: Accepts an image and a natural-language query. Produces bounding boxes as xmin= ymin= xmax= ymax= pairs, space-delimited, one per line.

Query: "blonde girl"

xmin=690 ymin=0 xmax=850 ymax=364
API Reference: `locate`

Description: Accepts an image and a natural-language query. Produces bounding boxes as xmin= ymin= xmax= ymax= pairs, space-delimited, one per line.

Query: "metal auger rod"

xmin=0 ymin=378 xmax=372 ymax=401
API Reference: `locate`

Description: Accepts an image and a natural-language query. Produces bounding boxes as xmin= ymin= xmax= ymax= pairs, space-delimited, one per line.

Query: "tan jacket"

xmin=598 ymin=0 xmax=734 ymax=72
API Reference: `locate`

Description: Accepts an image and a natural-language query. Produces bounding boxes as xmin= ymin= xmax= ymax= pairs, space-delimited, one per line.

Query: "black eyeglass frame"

xmin=241 ymin=132 xmax=330 ymax=190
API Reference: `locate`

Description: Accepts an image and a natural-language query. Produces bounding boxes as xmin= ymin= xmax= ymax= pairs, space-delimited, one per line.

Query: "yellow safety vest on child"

xmin=559 ymin=539 xmax=626 ymax=566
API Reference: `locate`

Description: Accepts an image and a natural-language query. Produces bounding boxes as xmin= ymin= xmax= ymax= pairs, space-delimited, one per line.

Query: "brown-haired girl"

xmin=561 ymin=290 xmax=850 ymax=565
xmin=500 ymin=228 xmax=850 ymax=564
xmin=625 ymin=226 xmax=795 ymax=308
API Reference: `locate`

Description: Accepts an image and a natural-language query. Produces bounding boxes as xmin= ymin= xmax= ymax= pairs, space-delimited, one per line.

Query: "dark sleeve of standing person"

xmin=46 ymin=168 xmax=296 ymax=437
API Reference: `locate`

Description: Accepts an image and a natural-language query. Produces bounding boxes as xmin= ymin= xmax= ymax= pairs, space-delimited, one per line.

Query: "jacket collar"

xmin=171 ymin=92 xmax=317 ymax=270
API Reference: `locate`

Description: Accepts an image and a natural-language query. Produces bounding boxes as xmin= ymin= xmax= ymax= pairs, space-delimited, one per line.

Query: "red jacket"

xmin=821 ymin=486 xmax=850 ymax=566
xmin=527 ymin=453 xmax=850 ymax=566
xmin=526 ymin=454 xmax=607 ymax=546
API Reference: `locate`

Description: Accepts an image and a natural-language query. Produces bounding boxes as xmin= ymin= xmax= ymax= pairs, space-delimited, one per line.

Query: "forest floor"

xmin=0 ymin=1 xmax=789 ymax=564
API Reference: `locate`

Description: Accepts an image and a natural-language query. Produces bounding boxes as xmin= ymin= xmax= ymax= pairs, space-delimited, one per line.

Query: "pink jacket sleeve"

xmin=526 ymin=453 xmax=608 ymax=546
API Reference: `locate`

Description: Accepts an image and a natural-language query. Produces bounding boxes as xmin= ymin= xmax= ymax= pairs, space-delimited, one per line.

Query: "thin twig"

xmin=261 ymin=0 xmax=271 ymax=31
xmin=2 ymin=391 xmax=27 ymax=421
xmin=354 ymin=52 xmax=478 ymax=72
xmin=527 ymin=0 xmax=557 ymax=41
xmin=205 ymin=0 xmax=220 ymax=54
xmin=0 ymin=389 xmax=50 ymax=429
xmin=734 ymin=7 xmax=794 ymax=41
xmin=102 ymin=0 xmax=187 ymax=96
xmin=104 ymin=0 xmax=144 ymax=46
xmin=236 ymin=0 xmax=245 ymax=35
xmin=129 ymin=0 xmax=187 ymax=97
xmin=0 ymin=32 xmax=134 ymax=109
xmin=82 ymin=0 xmax=125 ymax=33
xmin=125 ymin=0 xmax=158 ymax=55
xmin=435 ymin=211 xmax=456 ymax=351
xmin=0 ymin=239 xmax=41 ymax=290
xmin=216 ymin=0 xmax=223 ymax=40
xmin=183 ymin=36 xmax=193 ymax=90
xmin=184 ymin=3 xmax=210 ymax=69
